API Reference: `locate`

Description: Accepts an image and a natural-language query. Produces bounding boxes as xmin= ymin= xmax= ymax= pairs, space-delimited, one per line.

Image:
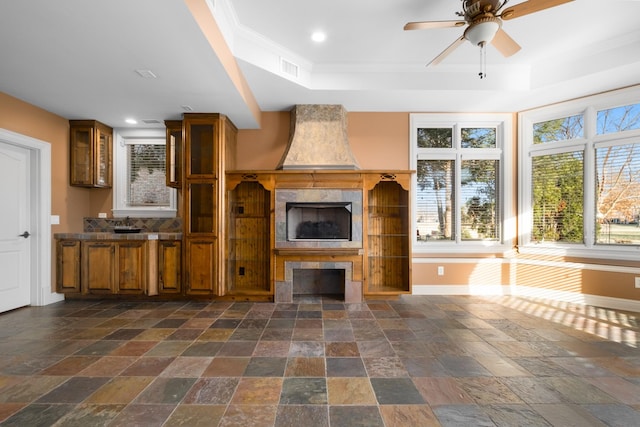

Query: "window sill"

xmin=518 ymin=244 xmax=640 ymax=262
xmin=412 ymin=243 xmax=514 ymax=256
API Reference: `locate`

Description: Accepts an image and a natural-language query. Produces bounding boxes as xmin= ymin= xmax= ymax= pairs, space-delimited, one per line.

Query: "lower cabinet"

xmin=56 ymin=239 xmax=81 ymax=293
xmin=185 ymin=239 xmax=216 ymax=295
xmin=56 ymin=238 xmax=182 ymax=297
xmin=81 ymin=241 xmax=146 ymax=295
xmin=82 ymin=241 xmax=116 ymax=294
xmin=158 ymin=240 xmax=182 ymax=294
xmin=115 ymin=241 xmax=147 ymax=295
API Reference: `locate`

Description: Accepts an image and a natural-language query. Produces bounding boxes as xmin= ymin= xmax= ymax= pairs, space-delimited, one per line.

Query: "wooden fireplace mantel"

xmin=274 ymin=248 xmax=363 ymax=257
xmin=226 ymin=169 xmax=412 ymax=192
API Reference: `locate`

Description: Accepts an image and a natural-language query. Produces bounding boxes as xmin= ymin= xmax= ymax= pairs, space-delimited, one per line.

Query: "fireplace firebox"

xmin=287 ymin=202 xmax=352 ymax=241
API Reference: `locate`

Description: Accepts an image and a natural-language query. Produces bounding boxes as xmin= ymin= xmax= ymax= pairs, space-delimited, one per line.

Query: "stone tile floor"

xmin=0 ymin=294 xmax=638 ymax=426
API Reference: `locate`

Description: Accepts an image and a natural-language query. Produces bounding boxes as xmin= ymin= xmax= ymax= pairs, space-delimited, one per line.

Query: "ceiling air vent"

xmin=280 ymin=57 xmax=299 ymax=79
xmin=141 ymin=119 xmax=161 ymax=125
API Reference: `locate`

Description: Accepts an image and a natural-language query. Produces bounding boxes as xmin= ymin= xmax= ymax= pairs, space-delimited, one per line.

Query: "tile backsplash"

xmin=84 ymin=217 xmax=182 ymax=232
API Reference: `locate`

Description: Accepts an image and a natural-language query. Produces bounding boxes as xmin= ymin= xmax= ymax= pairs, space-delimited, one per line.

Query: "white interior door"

xmin=0 ymin=141 xmax=31 ymax=312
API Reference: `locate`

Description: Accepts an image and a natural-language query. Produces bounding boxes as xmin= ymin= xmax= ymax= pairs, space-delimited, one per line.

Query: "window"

xmin=113 ymin=130 xmax=177 ymax=218
xmin=410 ymin=114 xmax=513 ymax=252
xmin=520 ymin=86 xmax=640 ymax=255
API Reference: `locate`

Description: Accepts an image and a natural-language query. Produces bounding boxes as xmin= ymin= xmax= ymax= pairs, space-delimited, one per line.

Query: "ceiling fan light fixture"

xmin=464 ymin=18 xmax=500 ymax=46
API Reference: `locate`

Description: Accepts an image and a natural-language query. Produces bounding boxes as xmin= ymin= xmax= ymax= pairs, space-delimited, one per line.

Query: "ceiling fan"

xmin=404 ymin=0 xmax=574 ymax=76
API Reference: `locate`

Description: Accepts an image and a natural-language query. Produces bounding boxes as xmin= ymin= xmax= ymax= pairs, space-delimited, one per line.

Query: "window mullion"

xmin=454 ymin=152 xmax=462 ymax=243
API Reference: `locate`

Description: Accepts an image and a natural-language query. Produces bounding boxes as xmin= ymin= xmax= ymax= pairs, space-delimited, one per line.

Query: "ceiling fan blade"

xmin=404 ymin=20 xmax=466 ymax=31
xmin=501 ymin=0 xmax=574 ymax=20
xmin=491 ymin=28 xmax=521 ymax=57
xmin=427 ymin=36 xmax=466 ymax=67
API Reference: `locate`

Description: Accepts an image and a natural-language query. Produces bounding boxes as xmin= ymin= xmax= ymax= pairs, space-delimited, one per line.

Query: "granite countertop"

xmin=54 ymin=232 xmax=182 ymax=240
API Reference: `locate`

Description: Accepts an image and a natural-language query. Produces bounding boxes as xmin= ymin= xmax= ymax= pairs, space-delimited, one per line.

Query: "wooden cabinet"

xmin=82 ymin=241 xmax=116 ymax=294
xmin=69 ymin=120 xmax=112 ymax=188
xmin=365 ymin=176 xmax=411 ymax=295
xmin=226 ymin=180 xmax=271 ymax=296
xmin=158 ymin=240 xmax=181 ymax=294
xmin=165 ymin=120 xmax=182 ymax=189
xmin=81 ymin=241 xmax=146 ymax=295
xmin=185 ymin=239 xmax=217 ymax=295
xmin=115 ymin=241 xmax=147 ymax=295
xmin=56 ymin=240 xmax=81 ymax=293
xmin=56 ymin=237 xmax=181 ymax=298
xmin=183 ymin=113 xmax=237 ymax=296
xmin=225 ymin=170 xmax=412 ymax=300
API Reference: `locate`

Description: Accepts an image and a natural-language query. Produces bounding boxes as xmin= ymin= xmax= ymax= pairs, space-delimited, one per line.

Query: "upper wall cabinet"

xmin=69 ymin=120 xmax=113 ymax=188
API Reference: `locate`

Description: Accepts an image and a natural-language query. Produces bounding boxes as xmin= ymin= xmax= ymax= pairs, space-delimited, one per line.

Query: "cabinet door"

xmin=69 ymin=120 xmax=112 ymax=188
xmin=116 ymin=242 xmax=147 ymax=294
xmin=185 ymin=239 xmax=216 ymax=295
xmin=186 ymin=182 xmax=216 ymax=234
xmin=70 ymin=126 xmax=93 ymax=186
xmin=165 ymin=120 xmax=182 ymax=188
xmin=56 ymin=240 xmax=81 ymax=293
xmin=158 ymin=240 xmax=181 ymax=294
xmin=82 ymin=242 xmax=115 ymax=294
xmin=185 ymin=121 xmax=216 ymax=177
xmin=94 ymin=126 xmax=112 ymax=187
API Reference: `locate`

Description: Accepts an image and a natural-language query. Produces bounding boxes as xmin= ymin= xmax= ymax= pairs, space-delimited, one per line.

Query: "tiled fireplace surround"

xmin=274 ymin=188 xmax=364 ymax=304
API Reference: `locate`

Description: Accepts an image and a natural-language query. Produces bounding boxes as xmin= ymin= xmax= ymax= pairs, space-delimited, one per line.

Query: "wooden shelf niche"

xmin=366 ymin=179 xmax=411 ymax=295
xmin=226 ymin=179 xmax=272 ymax=297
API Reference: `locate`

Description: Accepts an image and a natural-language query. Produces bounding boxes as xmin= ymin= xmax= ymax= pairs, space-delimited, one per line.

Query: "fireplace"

xmin=287 ymin=202 xmax=352 ymax=241
xmin=275 ymin=188 xmax=362 ymax=249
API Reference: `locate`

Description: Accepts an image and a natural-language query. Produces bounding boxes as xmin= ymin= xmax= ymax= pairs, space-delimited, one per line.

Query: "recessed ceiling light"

xmin=311 ymin=31 xmax=326 ymax=43
xmin=125 ymin=118 xmax=138 ymax=124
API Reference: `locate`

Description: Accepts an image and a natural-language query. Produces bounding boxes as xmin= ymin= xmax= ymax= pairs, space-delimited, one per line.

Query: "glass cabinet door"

xmin=69 ymin=120 xmax=112 ymax=188
xmin=70 ymin=126 xmax=93 ymax=185
xmin=187 ymin=123 xmax=216 ymax=177
xmin=165 ymin=120 xmax=182 ymax=188
xmin=95 ymin=127 xmax=111 ymax=187
xmin=188 ymin=182 xmax=216 ymax=234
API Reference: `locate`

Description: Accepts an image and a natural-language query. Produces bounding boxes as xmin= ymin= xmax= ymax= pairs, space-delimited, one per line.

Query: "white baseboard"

xmin=36 ymin=290 xmax=65 ymax=306
xmin=412 ymin=284 xmax=512 ymax=296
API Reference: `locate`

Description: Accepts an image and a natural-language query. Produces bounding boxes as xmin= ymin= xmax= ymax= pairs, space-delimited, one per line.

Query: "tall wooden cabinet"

xmin=69 ymin=120 xmax=112 ymax=188
xmin=182 ymin=113 xmax=237 ymax=296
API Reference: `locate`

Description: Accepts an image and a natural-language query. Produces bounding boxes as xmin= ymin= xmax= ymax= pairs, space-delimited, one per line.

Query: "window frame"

xmin=113 ymin=128 xmax=177 ymax=218
xmin=410 ymin=113 xmax=514 ymax=254
xmin=518 ymin=86 xmax=640 ymax=260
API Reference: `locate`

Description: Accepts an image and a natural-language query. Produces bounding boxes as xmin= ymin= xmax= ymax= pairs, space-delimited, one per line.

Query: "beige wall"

xmin=0 ymin=92 xmax=88 ymax=233
xmin=235 ymin=111 xmax=410 ymax=170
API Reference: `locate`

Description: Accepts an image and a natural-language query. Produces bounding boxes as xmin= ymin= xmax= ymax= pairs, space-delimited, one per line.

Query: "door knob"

xmin=19 ymin=231 xmax=30 ymax=238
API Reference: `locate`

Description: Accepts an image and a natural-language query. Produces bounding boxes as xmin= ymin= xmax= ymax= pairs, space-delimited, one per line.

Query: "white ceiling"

xmin=1 ymin=0 xmax=639 ymax=130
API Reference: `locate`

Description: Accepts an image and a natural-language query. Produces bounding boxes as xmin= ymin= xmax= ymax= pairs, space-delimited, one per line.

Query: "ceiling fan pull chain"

xmin=479 ymin=41 xmax=487 ymax=79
